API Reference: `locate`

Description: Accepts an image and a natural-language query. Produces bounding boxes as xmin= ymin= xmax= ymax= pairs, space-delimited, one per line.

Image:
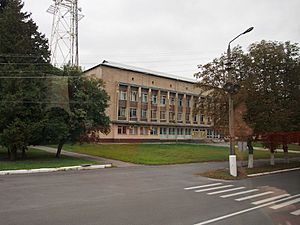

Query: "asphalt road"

xmin=0 ymin=162 xmax=299 ymax=225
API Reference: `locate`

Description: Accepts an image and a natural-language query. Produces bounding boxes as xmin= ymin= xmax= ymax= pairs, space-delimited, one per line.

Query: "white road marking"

xmin=195 ymin=185 xmax=234 ymax=193
xmin=207 ymin=187 xmax=245 ymax=195
xmin=221 ymin=189 xmax=258 ymax=198
xmin=235 ymin=191 xmax=274 ymax=201
xmin=194 ymin=194 xmax=300 ymax=225
xmin=252 ymin=194 xmax=291 ymax=205
xmin=290 ymin=209 xmax=300 ymax=216
xmin=270 ymin=197 xmax=300 ymax=209
xmin=184 ymin=183 xmax=222 ymax=190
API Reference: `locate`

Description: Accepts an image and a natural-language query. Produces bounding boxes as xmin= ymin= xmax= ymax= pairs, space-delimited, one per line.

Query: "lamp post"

xmin=225 ymin=27 xmax=254 ymax=177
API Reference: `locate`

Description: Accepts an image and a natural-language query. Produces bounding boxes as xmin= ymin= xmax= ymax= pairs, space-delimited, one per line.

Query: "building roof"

xmin=85 ymin=60 xmax=197 ymax=84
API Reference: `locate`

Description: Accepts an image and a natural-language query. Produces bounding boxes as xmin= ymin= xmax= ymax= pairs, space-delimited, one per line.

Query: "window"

xmin=130 ymin=91 xmax=138 ymax=102
xmin=178 ymin=128 xmax=184 ymax=135
xmin=169 ymin=112 xmax=175 ymax=121
xmin=178 ymin=98 xmax=183 ymax=107
xmin=185 ymin=113 xmax=190 ymax=122
xmin=160 ymin=128 xmax=167 ymax=135
xmin=207 ymin=129 xmax=213 ymax=139
xmin=207 ymin=116 xmax=211 ymax=124
xmin=186 ymin=99 xmax=190 ymax=107
xmin=150 ymin=127 xmax=158 ymax=135
xmin=186 ymin=128 xmax=191 ymax=135
xmin=117 ymin=126 xmax=127 ymax=134
xmin=118 ymin=107 xmax=126 ymax=117
xmin=160 ymin=96 xmax=166 ymax=105
xmin=151 ymin=95 xmax=157 ymax=104
xmin=170 ymin=97 xmax=175 ymax=105
xmin=141 ymin=109 xmax=147 ymax=119
xmin=130 ymin=108 xmax=137 ymax=118
xmin=193 ymin=114 xmax=198 ymax=122
xmin=160 ymin=111 xmax=166 ymax=120
xmin=129 ymin=127 xmax=138 ymax=135
xmin=177 ymin=113 xmax=182 ymax=121
xmin=200 ymin=114 xmax=204 ymax=123
xmin=151 ymin=110 xmax=157 ymax=119
xmin=119 ymin=91 xmax=127 ymax=100
xmin=140 ymin=127 xmax=149 ymax=135
xmin=169 ymin=128 xmax=176 ymax=135
xmin=142 ymin=93 xmax=148 ymax=103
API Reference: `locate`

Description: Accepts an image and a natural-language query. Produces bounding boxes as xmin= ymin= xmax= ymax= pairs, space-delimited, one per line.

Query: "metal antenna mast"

xmin=47 ymin=0 xmax=83 ymax=67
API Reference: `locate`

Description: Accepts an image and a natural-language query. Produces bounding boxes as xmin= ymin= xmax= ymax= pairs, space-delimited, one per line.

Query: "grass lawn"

xmin=253 ymin=141 xmax=300 ymax=151
xmin=0 ymin=147 xmax=97 ymax=171
xmin=60 ymin=143 xmax=299 ymax=165
xmin=199 ymin=161 xmax=300 ymax=180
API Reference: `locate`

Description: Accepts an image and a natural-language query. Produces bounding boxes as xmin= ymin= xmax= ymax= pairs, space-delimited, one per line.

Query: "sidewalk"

xmin=203 ymin=143 xmax=300 ymax=154
xmin=31 ymin=146 xmax=139 ymax=168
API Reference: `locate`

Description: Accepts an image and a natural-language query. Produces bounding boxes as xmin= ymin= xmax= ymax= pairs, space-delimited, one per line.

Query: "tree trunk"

xmin=270 ymin=151 xmax=275 ymax=165
xmin=10 ymin=149 xmax=17 ymax=161
xmin=247 ymin=138 xmax=254 ymax=168
xmin=55 ymin=140 xmax=65 ymax=158
xmin=283 ymin=143 xmax=289 ymax=164
xmin=7 ymin=147 xmax=11 ymax=160
xmin=21 ymin=147 xmax=27 ymax=159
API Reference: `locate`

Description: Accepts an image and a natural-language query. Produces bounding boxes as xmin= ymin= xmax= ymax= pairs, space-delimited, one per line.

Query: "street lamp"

xmin=225 ymin=27 xmax=254 ymax=177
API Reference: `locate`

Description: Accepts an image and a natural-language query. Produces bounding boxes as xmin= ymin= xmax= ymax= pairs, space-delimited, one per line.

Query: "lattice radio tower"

xmin=47 ymin=0 xmax=84 ymax=67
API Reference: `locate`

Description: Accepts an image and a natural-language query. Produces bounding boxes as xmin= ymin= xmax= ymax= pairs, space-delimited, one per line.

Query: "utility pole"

xmin=47 ymin=0 xmax=83 ymax=67
xmin=224 ymin=27 xmax=254 ymax=177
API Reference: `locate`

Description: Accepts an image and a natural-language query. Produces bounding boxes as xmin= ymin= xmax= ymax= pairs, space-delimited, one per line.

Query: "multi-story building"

xmin=84 ymin=60 xmax=221 ymax=142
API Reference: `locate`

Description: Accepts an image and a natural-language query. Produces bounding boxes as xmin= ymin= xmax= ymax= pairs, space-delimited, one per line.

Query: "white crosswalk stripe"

xmin=270 ymin=197 xmax=300 ymax=210
xmin=235 ymin=191 xmax=274 ymax=201
xmin=290 ymin=209 xmax=300 ymax=216
xmin=184 ymin=183 xmax=223 ymax=190
xmin=207 ymin=187 xmax=246 ymax=195
xmin=221 ymin=189 xmax=259 ymax=198
xmin=195 ymin=185 xmax=234 ymax=193
xmin=252 ymin=194 xmax=291 ymax=205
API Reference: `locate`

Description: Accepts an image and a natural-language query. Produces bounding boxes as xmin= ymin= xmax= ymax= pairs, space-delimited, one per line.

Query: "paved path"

xmin=31 ymin=146 xmax=139 ymax=168
xmin=203 ymin=142 xmax=300 ymax=154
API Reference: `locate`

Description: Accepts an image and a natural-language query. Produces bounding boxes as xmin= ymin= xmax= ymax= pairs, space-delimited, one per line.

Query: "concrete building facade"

xmin=84 ymin=60 xmax=221 ymax=142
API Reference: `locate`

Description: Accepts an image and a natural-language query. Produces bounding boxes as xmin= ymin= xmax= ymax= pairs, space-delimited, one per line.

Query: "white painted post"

xmin=248 ymin=154 xmax=253 ymax=168
xmin=229 ymin=155 xmax=237 ymax=177
xmin=270 ymin=153 xmax=275 ymax=165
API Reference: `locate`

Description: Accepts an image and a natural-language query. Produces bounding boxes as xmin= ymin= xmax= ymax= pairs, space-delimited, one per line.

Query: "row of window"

xmin=118 ymin=107 xmax=208 ymax=123
xmin=119 ymin=91 xmax=191 ymax=107
xmin=117 ymin=126 xmax=193 ymax=136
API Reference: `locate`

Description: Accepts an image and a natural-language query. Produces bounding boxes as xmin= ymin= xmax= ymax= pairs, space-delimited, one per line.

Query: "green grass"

xmin=253 ymin=142 xmax=300 ymax=151
xmin=0 ymin=148 xmax=97 ymax=171
xmin=60 ymin=143 xmax=299 ymax=165
xmin=199 ymin=161 xmax=300 ymax=180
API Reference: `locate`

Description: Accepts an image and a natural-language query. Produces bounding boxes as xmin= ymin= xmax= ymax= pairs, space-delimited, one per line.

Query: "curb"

xmin=0 ymin=164 xmax=112 ymax=176
xmin=247 ymin=167 xmax=300 ymax=177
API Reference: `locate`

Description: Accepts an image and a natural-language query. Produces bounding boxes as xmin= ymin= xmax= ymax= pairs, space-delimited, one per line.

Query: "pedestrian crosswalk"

xmin=184 ymin=182 xmax=300 ymax=216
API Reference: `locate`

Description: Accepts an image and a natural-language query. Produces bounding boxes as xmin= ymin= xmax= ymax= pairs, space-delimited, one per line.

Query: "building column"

xmin=137 ymin=86 xmax=142 ymax=121
xmin=147 ymin=88 xmax=151 ymax=122
xmin=126 ymin=85 xmax=131 ymax=121
xmin=183 ymin=93 xmax=187 ymax=125
xmin=166 ymin=91 xmax=170 ymax=123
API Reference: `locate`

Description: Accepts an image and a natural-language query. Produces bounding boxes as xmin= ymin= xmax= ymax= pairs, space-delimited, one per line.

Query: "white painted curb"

xmin=0 ymin=164 xmax=112 ymax=176
xmin=247 ymin=167 xmax=300 ymax=177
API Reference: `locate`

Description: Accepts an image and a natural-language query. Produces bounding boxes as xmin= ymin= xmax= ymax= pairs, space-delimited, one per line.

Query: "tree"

xmin=0 ymin=0 xmax=52 ymax=160
xmin=195 ymin=40 xmax=300 ymax=165
xmin=44 ymin=66 xmax=111 ymax=158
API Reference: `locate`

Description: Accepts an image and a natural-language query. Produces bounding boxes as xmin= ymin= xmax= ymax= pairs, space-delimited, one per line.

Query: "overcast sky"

xmin=23 ymin=0 xmax=300 ymax=79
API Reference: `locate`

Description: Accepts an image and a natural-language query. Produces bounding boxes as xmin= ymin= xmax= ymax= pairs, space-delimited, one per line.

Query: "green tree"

xmin=195 ymin=40 xmax=300 ymax=165
xmin=44 ymin=66 xmax=111 ymax=158
xmin=0 ymin=0 xmax=52 ymax=160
